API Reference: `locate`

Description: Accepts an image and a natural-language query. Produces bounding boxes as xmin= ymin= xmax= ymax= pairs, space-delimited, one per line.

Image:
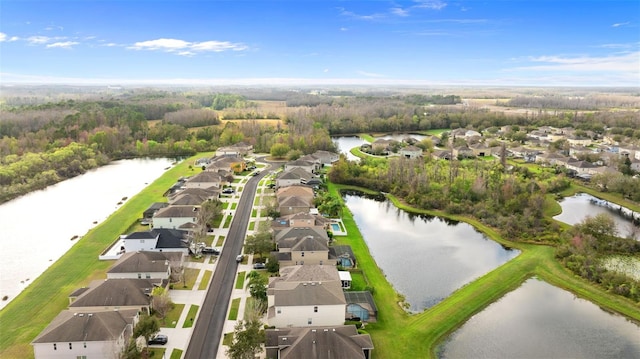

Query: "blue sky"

xmin=0 ymin=0 xmax=638 ymax=86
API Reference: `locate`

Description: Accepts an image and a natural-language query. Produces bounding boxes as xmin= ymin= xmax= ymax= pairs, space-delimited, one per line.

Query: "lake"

xmin=343 ymin=192 xmax=519 ymax=311
xmin=439 ymin=278 xmax=640 ymax=358
xmin=554 ymin=193 xmax=640 ymax=240
xmin=332 ymin=136 xmax=367 ymax=161
xmin=0 ymin=157 xmax=174 ymax=310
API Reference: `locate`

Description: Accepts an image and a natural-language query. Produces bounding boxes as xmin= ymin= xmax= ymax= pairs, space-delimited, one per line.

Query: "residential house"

xmin=264 ymin=325 xmax=373 ymax=359
xmin=278 ymin=196 xmax=314 ymax=217
xmin=273 ymin=227 xmax=330 ymax=266
xmin=567 ymin=136 xmax=592 ymax=147
xmin=535 ymin=152 xmax=570 ymax=166
xmin=267 ymin=265 xmax=347 ymax=328
xmin=285 ymin=159 xmax=319 ymax=174
xmin=107 ymin=251 xmax=183 ymax=280
xmin=310 ymin=150 xmax=340 ymax=164
xmin=272 ymin=212 xmax=332 ymax=231
xmin=215 ymin=142 xmax=253 ymax=157
xmin=399 ymin=145 xmax=423 ymax=159
xmin=564 ymin=159 xmax=604 ymax=175
xmin=619 ymin=144 xmax=640 ymax=160
xmin=143 ymin=202 xmax=168 ymax=219
xmin=277 ymin=185 xmax=315 ymax=203
xmin=452 ymin=146 xmax=473 ymax=158
xmin=431 ymin=149 xmax=452 ymax=160
xmin=152 ymin=206 xmax=199 ymax=230
xmin=207 ymin=154 xmax=246 ymax=173
xmin=68 ymin=278 xmax=164 ymax=314
xmin=370 ymin=139 xmax=395 ymax=154
xmin=121 ymin=228 xmax=189 ymax=254
xmin=183 ymin=171 xmax=222 ymax=190
xmin=31 ymin=309 xmax=139 ymax=359
xmin=168 ymin=187 xmax=219 ymax=202
xmin=276 ymin=168 xmax=316 ymax=188
xmin=469 ymin=143 xmax=491 ymax=157
xmin=508 ymin=146 xmax=539 ymax=162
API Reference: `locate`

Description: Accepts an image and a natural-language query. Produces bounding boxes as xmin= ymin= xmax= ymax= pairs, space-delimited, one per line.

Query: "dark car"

xmin=253 ymin=262 xmax=266 ymax=269
xmin=148 ymin=334 xmax=168 ymax=345
xmin=202 ymin=247 xmax=219 ymax=255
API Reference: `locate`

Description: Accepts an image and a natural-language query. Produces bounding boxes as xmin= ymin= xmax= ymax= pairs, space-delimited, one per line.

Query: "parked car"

xmin=202 ymin=247 xmax=219 ymax=255
xmin=236 ymin=254 xmax=244 ymax=263
xmin=222 ymin=187 xmax=235 ymax=194
xmin=253 ymin=262 xmax=266 ymax=269
xmin=148 ymin=334 xmax=168 ymax=345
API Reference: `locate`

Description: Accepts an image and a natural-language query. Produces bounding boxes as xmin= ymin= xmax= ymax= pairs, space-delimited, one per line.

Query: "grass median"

xmin=0 ymin=153 xmax=210 ymax=359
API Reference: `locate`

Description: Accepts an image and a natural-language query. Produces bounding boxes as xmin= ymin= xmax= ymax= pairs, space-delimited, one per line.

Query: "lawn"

xmin=0 ymin=152 xmax=211 ymax=359
xmin=182 ymin=305 xmax=199 ymax=328
xmin=223 ymin=215 xmax=233 ymax=228
xmin=248 ymin=221 xmax=256 ymax=231
xmin=228 ymin=298 xmax=241 ymax=320
xmin=172 ymin=268 xmax=199 ymax=290
xmin=235 ymin=271 xmax=246 ymax=290
xmin=216 ymin=236 xmax=225 ymax=246
xmin=161 ymin=303 xmax=185 ymax=328
xmin=170 ymin=349 xmax=183 ymax=359
xmin=198 ymin=270 xmax=212 ymax=290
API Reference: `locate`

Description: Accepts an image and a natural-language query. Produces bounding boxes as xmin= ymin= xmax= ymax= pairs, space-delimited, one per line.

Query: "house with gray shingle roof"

xmin=107 ymin=251 xmax=183 ymax=280
xmin=69 ymin=278 xmax=164 ymax=314
xmin=152 ymin=205 xmax=198 ymax=230
xmin=276 ymin=167 xmax=316 ymax=188
xmin=31 ymin=309 xmax=139 ymax=359
xmin=267 ymin=271 xmax=346 ymax=327
xmin=122 ymin=228 xmax=189 ymax=254
xmin=285 ymin=159 xmax=319 ymax=174
xmin=264 ymin=325 xmax=373 ymax=359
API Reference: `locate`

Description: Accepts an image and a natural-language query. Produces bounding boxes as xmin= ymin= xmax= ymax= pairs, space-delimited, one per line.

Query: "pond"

xmin=332 ymin=136 xmax=368 ymax=161
xmin=554 ymin=193 xmax=640 ymax=240
xmin=0 ymin=157 xmax=175 ymax=309
xmin=439 ymin=278 xmax=640 ymax=358
xmin=343 ymin=192 xmax=519 ymax=312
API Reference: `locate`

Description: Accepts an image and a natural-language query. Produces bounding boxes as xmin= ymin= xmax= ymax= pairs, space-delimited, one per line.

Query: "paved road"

xmin=184 ymin=167 xmax=270 ymax=359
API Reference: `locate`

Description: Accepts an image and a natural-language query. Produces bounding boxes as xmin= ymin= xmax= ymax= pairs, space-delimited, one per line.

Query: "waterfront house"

xmin=68 ymin=278 xmax=165 ymax=314
xmin=121 ymin=228 xmax=189 ymax=254
xmin=32 ymin=309 xmax=139 ymax=359
xmin=107 ymin=251 xmax=183 ymax=280
xmin=264 ymin=325 xmax=373 ymax=359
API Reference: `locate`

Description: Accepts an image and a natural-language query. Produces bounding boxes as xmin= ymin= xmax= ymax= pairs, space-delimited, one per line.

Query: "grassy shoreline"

xmin=0 ymin=153 xmax=209 ymax=359
xmin=330 ymin=183 xmax=640 ymax=358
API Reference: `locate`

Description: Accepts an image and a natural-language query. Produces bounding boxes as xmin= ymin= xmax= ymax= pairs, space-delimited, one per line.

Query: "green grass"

xmin=182 ymin=305 xmax=199 ymax=328
xmin=251 ymin=208 xmax=258 ymax=217
xmin=149 ymin=348 xmax=166 ymax=358
xmin=254 ymin=197 xmax=260 ymax=205
xmin=327 ymin=182 xmax=640 ymax=359
xmin=161 ymin=303 xmax=185 ymax=328
xmin=231 ymin=203 xmax=237 ymax=210
xmin=424 ymin=128 xmax=450 ymax=135
xmin=228 ymin=298 xmax=241 ymax=320
xmin=223 ymin=215 xmax=233 ymax=228
xmin=198 ymin=270 xmax=212 ymax=290
xmin=0 ymin=153 xmax=211 ymax=359
xmin=222 ymin=202 xmax=230 ymax=209
xmin=216 ymin=236 xmax=225 ymax=246
xmin=248 ymin=221 xmax=256 ymax=231
xmin=170 ymin=349 xmax=183 ymax=359
xmin=347 ymin=270 xmax=368 ymax=291
xmin=235 ymin=271 xmax=246 ymax=289
xmin=173 ymin=268 xmax=199 ymax=290
xmin=223 ymin=332 xmax=233 ymax=346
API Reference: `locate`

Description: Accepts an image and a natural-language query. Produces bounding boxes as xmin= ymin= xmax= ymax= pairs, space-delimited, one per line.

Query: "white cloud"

xmin=612 ymin=22 xmax=630 ymax=28
xmin=129 ymin=38 xmax=247 ymax=55
xmin=357 ymin=70 xmax=386 ymax=78
xmin=413 ymin=0 xmax=447 ymax=10
xmin=9 ymin=36 xmax=20 ymax=42
xmin=0 ymin=33 xmax=6 ymax=42
xmin=46 ymin=41 xmax=79 ymax=49
xmin=519 ymin=51 xmax=640 ymax=73
xmin=391 ymin=7 xmax=410 ymax=17
xmin=324 ymin=69 xmax=330 ymax=73
xmin=340 ymin=27 xmax=349 ymax=31
xmin=27 ymin=36 xmax=52 ymax=44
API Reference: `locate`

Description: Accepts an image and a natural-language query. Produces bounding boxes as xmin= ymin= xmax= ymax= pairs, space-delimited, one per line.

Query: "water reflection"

xmin=332 ymin=136 xmax=367 ymax=161
xmin=343 ymin=192 xmax=519 ymax=311
xmin=439 ymin=278 xmax=640 ymax=359
xmin=554 ymin=193 xmax=639 ymax=240
xmin=0 ymin=158 xmax=175 ymax=309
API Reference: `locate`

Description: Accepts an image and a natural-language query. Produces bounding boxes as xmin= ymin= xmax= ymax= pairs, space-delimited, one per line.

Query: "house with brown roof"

xmin=264 ymin=325 xmax=373 ymax=359
xmin=184 ymin=171 xmax=222 ymax=190
xmin=273 ymin=227 xmax=330 ymax=266
xmin=285 ymin=159 xmax=319 ymax=174
xmin=267 ymin=265 xmax=346 ymax=328
xmin=107 ymin=251 xmax=183 ymax=280
xmin=206 ymin=154 xmax=246 ymax=173
xmin=272 ymin=212 xmax=332 ymax=230
xmin=277 ymin=185 xmax=315 ymax=202
xmin=276 ymin=167 xmax=316 ymax=188
xmin=31 ymin=309 xmax=139 ymax=359
xmin=69 ymin=278 xmax=164 ymax=314
xmin=214 ymin=142 xmax=253 ymax=157
xmin=399 ymin=145 xmax=423 ymax=159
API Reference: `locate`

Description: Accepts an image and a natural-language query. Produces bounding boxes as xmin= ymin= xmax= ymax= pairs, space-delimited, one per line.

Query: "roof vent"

xmin=78 ymin=313 xmax=84 ymax=317
xmin=88 ymin=314 xmax=93 ymax=317
xmin=324 ymin=329 xmax=329 ymax=332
